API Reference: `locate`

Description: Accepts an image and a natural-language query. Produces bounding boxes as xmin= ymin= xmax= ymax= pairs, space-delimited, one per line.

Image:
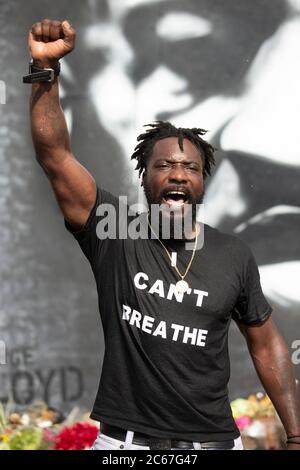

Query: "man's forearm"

xmin=30 ymin=77 xmax=71 ymax=168
xmin=250 ymin=339 xmax=300 ymax=437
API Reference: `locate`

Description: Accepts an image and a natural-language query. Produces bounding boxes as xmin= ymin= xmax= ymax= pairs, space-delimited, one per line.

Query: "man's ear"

xmin=141 ymin=171 xmax=146 ymax=187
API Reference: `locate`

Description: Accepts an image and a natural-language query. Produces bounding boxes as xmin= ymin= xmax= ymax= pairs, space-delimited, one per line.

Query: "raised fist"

xmin=29 ymin=19 xmax=76 ymax=67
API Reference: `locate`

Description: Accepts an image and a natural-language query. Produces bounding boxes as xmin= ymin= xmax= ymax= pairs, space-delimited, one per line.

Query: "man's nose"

xmin=168 ymin=164 xmax=188 ymax=184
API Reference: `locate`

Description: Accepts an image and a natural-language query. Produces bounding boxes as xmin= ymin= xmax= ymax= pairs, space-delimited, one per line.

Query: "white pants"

xmin=91 ymin=431 xmax=244 ymax=450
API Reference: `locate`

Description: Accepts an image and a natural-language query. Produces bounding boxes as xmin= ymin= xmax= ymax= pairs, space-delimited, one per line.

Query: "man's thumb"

xmin=61 ymin=20 xmax=75 ymax=41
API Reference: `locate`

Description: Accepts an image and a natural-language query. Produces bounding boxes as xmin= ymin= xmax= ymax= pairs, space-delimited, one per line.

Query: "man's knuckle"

xmin=32 ymin=22 xmax=40 ymax=31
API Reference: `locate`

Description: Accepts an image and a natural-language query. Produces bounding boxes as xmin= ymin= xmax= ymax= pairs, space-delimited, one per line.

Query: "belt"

xmin=100 ymin=423 xmax=235 ymax=450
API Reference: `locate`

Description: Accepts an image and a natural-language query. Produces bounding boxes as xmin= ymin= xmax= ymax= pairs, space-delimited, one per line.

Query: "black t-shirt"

xmin=65 ymin=187 xmax=272 ymax=441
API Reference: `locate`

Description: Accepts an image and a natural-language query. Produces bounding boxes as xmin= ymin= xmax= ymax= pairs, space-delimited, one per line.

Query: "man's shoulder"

xmin=96 ymin=186 xmax=120 ymax=206
xmin=203 ymin=223 xmax=252 ymax=257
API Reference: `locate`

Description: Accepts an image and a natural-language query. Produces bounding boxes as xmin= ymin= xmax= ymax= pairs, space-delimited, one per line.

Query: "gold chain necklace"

xmin=147 ymin=213 xmax=199 ymax=294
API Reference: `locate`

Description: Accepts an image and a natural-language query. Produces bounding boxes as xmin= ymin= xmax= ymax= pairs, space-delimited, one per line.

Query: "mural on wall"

xmin=0 ymin=0 xmax=299 ymax=412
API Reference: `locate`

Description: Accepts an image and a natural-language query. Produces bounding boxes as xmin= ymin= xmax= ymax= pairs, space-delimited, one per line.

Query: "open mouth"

xmin=162 ymin=190 xmax=188 ymax=207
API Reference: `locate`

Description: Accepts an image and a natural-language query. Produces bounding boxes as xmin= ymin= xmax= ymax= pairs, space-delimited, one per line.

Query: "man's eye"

xmin=187 ymin=166 xmax=199 ymax=171
xmin=157 ymin=163 xmax=169 ymax=168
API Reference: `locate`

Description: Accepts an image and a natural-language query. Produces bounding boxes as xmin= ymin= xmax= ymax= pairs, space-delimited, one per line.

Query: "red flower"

xmin=55 ymin=422 xmax=98 ymax=450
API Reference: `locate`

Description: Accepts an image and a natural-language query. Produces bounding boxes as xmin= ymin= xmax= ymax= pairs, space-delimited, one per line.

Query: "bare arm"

xmin=29 ymin=19 xmax=96 ymax=229
xmin=238 ymin=317 xmax=300 ymax=449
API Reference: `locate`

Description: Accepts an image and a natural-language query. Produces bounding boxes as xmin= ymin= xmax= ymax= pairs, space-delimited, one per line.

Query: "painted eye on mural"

xmin=156 ymin=12 xmax=213 ymax=42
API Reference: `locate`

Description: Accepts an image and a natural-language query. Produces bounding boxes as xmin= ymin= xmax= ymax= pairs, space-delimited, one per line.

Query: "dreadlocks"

xmin=131 ymin=121 xmax=216 ymax=179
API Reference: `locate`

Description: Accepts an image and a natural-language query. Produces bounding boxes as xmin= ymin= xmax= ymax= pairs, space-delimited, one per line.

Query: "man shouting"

xmin=26 ymin=19 xmax=300 ymax=450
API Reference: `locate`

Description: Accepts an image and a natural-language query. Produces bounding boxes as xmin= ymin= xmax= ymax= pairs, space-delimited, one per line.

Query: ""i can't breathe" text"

xmin=122 ymin=304 xmax=208 ymax=348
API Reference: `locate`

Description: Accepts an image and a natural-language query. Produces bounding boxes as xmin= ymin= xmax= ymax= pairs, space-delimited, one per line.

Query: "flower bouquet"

xmin=0 ymin=401 xmax=98 ymax=450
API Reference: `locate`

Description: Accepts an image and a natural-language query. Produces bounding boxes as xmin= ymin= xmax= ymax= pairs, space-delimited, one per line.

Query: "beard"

xmin=143 ymin=181 xmax=205 ymax=241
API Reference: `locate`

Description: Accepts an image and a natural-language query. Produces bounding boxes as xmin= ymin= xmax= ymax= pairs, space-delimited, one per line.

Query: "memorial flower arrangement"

xmin=230 ymin=393 xmax=285 ymax=449
xmin=0 ymin=402 xmax=98 ymax=450
xmin=231 ymin=392 xmax=276 ymax=430
xmin=0 ymin=394 xmax=280 ymax=450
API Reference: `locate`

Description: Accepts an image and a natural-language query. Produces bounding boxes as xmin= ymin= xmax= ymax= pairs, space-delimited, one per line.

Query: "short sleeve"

xmin=232 ymin=246 xmax=273 ymax=325
xmin=64 ymin=186 xmax=120 ymax=271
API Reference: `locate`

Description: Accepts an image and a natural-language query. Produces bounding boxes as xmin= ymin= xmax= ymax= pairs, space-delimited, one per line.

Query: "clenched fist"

xmin=29 ymin=19 xmax=76 ymax=67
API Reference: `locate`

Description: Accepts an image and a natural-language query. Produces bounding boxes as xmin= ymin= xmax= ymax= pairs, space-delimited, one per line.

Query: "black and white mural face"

xmin=0 ymin=0 xmax=299 ymax=412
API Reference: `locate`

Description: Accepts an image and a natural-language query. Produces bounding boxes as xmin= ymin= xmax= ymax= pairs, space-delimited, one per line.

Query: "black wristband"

xmin=23 ymin=60 xmax=60 ymax=84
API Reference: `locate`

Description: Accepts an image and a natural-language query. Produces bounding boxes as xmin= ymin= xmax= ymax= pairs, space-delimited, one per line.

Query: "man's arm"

xmin=29 ymin=19 xmax=96 ymax=229
xmin=238 ymin=317 xmax=300 ymax=450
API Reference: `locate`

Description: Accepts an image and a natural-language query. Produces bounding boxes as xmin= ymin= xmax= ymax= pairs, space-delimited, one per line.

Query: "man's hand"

xmin=29 ymin=19 xmax=76 ymax=67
